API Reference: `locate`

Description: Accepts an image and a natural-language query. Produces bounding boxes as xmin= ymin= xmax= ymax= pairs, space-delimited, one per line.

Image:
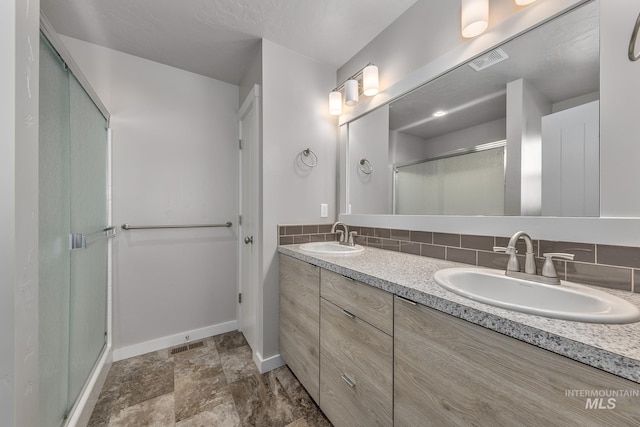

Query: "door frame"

xmin=237 ymin=84 xmax=261 ymax=350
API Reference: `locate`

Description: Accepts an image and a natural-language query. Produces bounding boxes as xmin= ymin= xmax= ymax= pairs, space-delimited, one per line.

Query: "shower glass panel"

xmin=39 ymin=34 xmax=71 ymax=427
xmin=68 ymin=74 xmax=108 ymax=407
xmin=39 ymin=34 xmax=108 ymax=426
xmin=395 ymin=146 xmax=506 ymax=215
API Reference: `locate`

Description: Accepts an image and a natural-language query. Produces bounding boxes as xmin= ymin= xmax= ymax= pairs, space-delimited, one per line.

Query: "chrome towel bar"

xmin=121 ymin=222 xmax=232 ymax=230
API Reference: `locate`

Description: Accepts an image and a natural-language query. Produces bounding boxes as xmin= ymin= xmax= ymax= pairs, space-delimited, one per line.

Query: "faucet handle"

xmin=541 ymin=253 xmax=575 ymax=279
xmin=494 ymin=247 xmax=520 ymax=272
xmin=348 ymin=231 xmax=358 ymax=245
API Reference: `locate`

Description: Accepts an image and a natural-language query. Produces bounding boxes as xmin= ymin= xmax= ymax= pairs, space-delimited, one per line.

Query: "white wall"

xmin=239 ymin=43 xmax=262 ymax=105
xmin=60 ymin=36 xmax=240 ymax=356
xmin=600 ymin=0 xmax=640 ymax=216
xmin=349 ymin=105 xmax=391 ymax=214
xmin=2 ymin=0 xmax=40 ymax=425
xmin=423 ymin=118 xmax=506 ymax=158
xmin=261 ymin=39 xmax=337 ymax=359
xmin=0 ymin=1 xmax=17 ymax=423
xmin=390 ymin=131 xmax=427 ymax=164
xmin=391 ymin=119 xmax=507 ymax=165
xmin=505 ymin=78 xmax=550 ymax=216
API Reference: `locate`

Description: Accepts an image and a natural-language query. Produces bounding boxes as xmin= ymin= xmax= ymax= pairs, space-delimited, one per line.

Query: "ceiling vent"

xmin=468 ymin=48 xmax=509 ymax=71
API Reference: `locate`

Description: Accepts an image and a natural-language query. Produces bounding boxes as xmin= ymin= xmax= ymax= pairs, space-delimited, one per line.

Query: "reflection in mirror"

xmin=347 ymin=0 xmax=599 ymax=217
xmin=394 ymin=141 xmax=506 ymax=215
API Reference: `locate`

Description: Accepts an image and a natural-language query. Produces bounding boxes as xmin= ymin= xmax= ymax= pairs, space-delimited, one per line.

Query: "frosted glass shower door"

xmin=39 ymin=34 xmax=108 ymax=426
xmin=39 ymin=35 xmax=72 ymax=427
xmin=394 ymin=146 xmax=505 ymax=215
xmin=68 ymin=74 xmax=108 ymax=406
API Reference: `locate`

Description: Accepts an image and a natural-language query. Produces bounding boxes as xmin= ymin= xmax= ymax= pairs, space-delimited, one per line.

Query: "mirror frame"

xmin=338 ymin=0 xmax=640 ymax=246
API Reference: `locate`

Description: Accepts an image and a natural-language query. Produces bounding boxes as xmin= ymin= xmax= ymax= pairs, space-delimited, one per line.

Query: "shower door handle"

xmin=244 ymin=236 xmax=254 ymax=245
xmin=69 ymin=227 xmax=116 ymax=250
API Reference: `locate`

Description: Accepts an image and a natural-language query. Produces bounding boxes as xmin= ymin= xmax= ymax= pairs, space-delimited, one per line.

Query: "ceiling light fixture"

xmin=433 ymin=110 xmax=448 ymax=117
xmin=328 ymin=63 xmax=379 ymax=116
xmin=514 ymin=0 xmax=537 ymax=5
xmin=461 ymin=0 xmax=489 ymax=38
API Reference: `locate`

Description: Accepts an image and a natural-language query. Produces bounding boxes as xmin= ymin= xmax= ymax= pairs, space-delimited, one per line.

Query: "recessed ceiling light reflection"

xmin=433 ymin=110 xmax=448 ymax=117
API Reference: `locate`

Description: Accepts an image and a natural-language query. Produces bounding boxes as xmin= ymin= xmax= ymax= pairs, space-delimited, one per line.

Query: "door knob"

xmin=244 ymin=236 xmax=254 ymax=244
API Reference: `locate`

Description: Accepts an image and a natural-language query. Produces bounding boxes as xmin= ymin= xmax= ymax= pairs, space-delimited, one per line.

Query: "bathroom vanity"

xmin=278 ymin=245 xmax=640 ymax=426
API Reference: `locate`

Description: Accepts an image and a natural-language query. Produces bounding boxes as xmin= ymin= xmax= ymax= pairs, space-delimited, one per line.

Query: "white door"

xmin=238 ymin=86 xmax=260 ymax=350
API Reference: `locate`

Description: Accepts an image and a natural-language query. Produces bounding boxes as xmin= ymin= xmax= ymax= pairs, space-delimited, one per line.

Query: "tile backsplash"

xmin=279 ymin=223 xmax=640 ymax=293
xmin=278 ymin=224 xmax=337 ymax=245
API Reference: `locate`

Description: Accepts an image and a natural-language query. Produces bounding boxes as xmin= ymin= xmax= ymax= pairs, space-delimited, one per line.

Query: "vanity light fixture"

xmin=362 ymin=65 xmax=379 ymax=96
xmin=514 ymin=0 xmax=537 ymax=5
xmin=345 ymin=79 xmax=359 ymax=106
xmin=329 ymin=91 xmax=343 ymax=115
xmin=328 ymin=63 xmax=379 ymax=116
xmin=433 ymin=110 xmax=448 ymax=117
xmin=461 ymin=0 xmax=489 ymax=38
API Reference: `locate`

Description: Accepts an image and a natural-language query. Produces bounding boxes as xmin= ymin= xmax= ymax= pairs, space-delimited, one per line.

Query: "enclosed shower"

xmin=39 ymin=24 xmax=112 ymax=426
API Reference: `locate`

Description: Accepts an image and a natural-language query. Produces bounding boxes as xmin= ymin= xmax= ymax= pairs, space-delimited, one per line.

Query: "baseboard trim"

xmin=113 ymin=320 xmax=238 ymax=361
xmin=254 ymin=351 xmax=285 ymax=373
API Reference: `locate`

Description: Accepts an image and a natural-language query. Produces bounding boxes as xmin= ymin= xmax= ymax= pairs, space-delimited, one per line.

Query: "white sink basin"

xmin=434 ymin=267 xmax=640 ymax=324
xmin=299 ymin=241 xmax=364 ymax=255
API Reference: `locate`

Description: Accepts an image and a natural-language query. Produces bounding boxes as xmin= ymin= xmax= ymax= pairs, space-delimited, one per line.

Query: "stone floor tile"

xmin=213 ymin=331 xmax=248 ymax=353
xmin=219 ymin=344 xmax=259 ymax=383
xmin=108 ymin=393 xmax=174 ymax=427
xmin=112 ymin=351 xmax=175 ymax=412
xmin=175 ymin=402 xmax=241 ymax=427
xmin=230 ymin=371 xmax=299 ymax=427
xmin=174 ymin=365 xmax=232 ymax=422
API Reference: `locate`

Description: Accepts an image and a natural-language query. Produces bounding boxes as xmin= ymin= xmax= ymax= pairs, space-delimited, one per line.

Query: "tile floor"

xmin=88 ymin=331 xmax=332 ymax=426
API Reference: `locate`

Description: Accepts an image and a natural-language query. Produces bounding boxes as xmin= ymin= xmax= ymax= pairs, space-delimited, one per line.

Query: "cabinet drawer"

xmin=321 ymin=269 xmax=393 ymax=335
xmin=320 ymin=354 xmax=392 ymax=427
xmin=279 ymin=255 xmax=320 ymax=403
xmin=320 ymin=298 xmax=393 ymax=426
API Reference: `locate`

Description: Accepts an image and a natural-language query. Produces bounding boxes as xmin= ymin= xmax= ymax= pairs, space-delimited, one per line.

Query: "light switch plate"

xmin=320 ymin=203 xmax=328 ymax=217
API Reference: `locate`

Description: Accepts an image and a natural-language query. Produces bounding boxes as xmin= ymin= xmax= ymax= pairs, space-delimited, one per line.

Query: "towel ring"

xmin=358 ymin=158 xmax=373 ymax=175
xmin=301 ymin=148 xmax=318 ymax=167
xmin=630 ymin=12 xmax=640 ymax=61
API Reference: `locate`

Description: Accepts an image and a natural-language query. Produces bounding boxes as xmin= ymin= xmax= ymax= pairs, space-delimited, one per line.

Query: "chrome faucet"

xmin=331 ymin=221 xmax=349 ymax=244
xmin=494 ymin=231 xmax=575 ymax=285
xmin=506 ymin=231 xmax=537 ymax=275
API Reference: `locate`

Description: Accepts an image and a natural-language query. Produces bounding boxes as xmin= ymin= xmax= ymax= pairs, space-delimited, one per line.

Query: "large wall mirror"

xmin=346 ymin=0 xmax=599 ymax=217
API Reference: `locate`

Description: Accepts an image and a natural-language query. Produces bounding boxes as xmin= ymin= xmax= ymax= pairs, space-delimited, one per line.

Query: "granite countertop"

xmin=278 ymin=244 xmax=640 ymax=384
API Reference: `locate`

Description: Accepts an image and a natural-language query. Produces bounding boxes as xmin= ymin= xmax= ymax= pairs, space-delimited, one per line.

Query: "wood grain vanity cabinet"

xmin=319 ymin=269 xmax=394 ymax=427
xmin=279 ymin=255 xmax=321 ymax=403
xmin=394 ymin=297 xmax=640 ymax=427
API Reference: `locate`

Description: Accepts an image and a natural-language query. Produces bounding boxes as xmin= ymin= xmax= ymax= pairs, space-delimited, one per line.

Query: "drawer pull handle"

xmin=341 ymin=374 xmax=356 ymax=388
xmin=395 ymin=295 xmax=417 ymax=305
xmin=342 ymin=309 xmax=356 ymax=319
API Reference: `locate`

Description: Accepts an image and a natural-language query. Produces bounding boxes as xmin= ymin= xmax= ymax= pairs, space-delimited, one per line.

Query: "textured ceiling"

xmin=41 ymin=0 xmax=417 ymax=84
